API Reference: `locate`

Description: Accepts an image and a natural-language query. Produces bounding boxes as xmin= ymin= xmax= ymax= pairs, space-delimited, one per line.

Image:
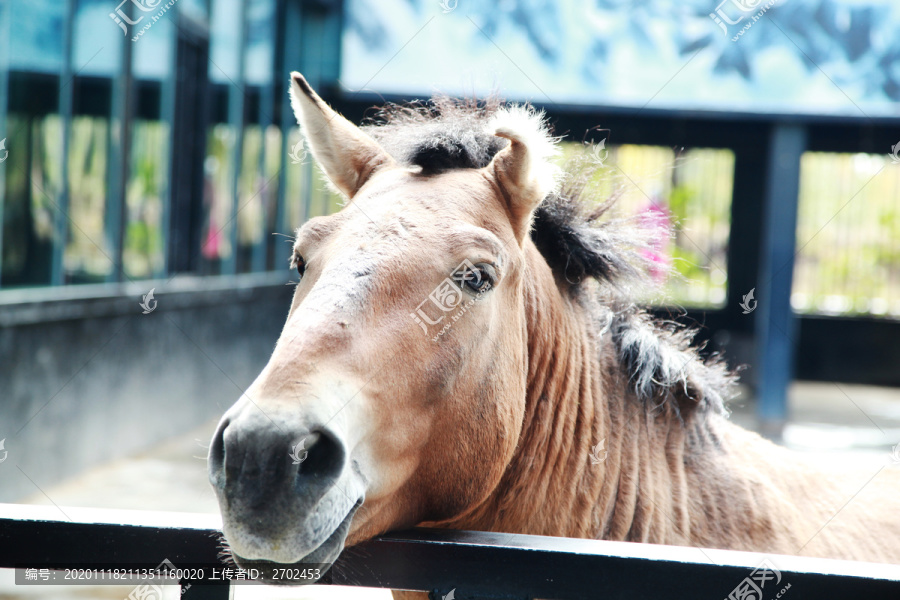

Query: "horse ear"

xmin=289 ymin=72 xmax=395 ymax=198
xmin=486 ymin=107 xmax=560 ymax=241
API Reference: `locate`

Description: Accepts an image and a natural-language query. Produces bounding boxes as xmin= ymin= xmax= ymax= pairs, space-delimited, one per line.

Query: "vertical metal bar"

xmin=298 ymin=4 xmax=330 ymax=221
xmin=727 ymin=144 xmax=767 ymax=337
xmin=167 ymin=13 xmax=210 ymax=275
xmin=274 ymin=0 xmax=289 ymax=251
xmin=276 ymin=0 xmax=304 ymax=237
xmin=221 ymin=0 xmax=248 ymax=276
xmin=251 ymin=4 xmax=274 ymax=274
xmin=0 ymin=0 xmax=10 ymax=287
xmin=250 ymin=127 xmax=268 ymax=273
xmin=755 ymin=123 xmax=807 ymax=432
xmin=106 ymin=1 xmax=134 ymax=283
xmin=50 ymin=0 xmax=77 ymax=286
xmin=158 ymin=6 xmax=180 ymax=279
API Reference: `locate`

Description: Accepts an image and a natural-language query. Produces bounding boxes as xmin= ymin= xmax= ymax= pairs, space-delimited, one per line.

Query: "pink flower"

xmin=638 ymin=200 xmax=671 ymax=284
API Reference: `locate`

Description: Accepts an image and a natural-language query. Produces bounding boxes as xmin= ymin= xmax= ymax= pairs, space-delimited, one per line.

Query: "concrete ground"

xmin=3 ymin=381 xmax=900 ymax=599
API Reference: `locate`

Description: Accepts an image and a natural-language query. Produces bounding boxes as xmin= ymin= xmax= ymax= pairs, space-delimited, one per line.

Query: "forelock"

xmin=361 ymin=96 xmax=553 ymax=175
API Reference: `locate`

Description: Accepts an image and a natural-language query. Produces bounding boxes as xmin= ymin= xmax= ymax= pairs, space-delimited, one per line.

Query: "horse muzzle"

xmin=207 ymin=399 xmax=364 ymax=568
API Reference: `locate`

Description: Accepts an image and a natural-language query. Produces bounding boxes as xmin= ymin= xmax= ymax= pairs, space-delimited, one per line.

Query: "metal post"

xmin=274 ymin=0 xmax=294 ymax=249
xmin=726 ymin=144 xmax=768 ymax=336
xmin=250 ymin=4 xmax=275 ymax=274
xmin=221 ymin=0 xmax=248 ymax=276
xmin=0 ymin=0 xmax=10 ymax=287
xmin=755 ymin=123 xmax=807 ymax=433
xmin=157 ymin=4 xmax=181 ymax=279
xmin=106 ymin=1 xmax=134 ymax=283
xmin=50 ymin=0 xmax=77 ymax=286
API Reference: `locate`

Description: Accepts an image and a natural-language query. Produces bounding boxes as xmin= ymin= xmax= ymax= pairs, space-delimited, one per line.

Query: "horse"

xmin=207 ymin=72 xmax=900 ymax=598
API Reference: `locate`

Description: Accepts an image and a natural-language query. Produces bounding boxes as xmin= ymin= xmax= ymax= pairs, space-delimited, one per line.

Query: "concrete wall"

xmin=0 ymin=273 xmax=294 ymax=502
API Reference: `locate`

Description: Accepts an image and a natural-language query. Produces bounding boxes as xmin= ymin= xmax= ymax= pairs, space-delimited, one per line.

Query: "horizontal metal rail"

xmin=2 ymin=503 xmax=900 ymax=599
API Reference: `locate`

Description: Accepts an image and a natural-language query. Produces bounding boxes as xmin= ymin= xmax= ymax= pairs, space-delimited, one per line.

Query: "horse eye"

xmin=462 ymin=264 xmax=495 ymax=294
xmin=293 ymin=254 xmax=306 ymax=278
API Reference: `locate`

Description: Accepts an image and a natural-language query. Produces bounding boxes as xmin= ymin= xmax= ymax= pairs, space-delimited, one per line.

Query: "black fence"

xmin=2 ymin=503 xmax=900 ymax=599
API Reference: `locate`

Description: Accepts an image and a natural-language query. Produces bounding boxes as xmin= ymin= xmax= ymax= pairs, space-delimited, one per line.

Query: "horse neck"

xmin=436 ymin=244 xmax=607 ymax=535
xmin=443 ymin=244 xmax=721 ymax=546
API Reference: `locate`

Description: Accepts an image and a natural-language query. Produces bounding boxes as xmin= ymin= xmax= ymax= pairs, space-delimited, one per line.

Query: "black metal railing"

xmin=2 ymin=503 xmax=900 ymax=599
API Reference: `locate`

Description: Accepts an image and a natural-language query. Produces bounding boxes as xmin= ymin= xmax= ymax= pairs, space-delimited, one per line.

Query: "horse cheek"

xmin=433 ymin=371 xmax=521 ymax=522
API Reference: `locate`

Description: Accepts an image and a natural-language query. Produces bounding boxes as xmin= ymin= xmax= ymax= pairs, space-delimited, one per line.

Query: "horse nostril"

xmin=210 ymin=416 xmax=346 ymax=504
xmin=295 ymin=429 xmax=344 ymax=482
xmin=208 ymin=418 xmax=229 ymax=486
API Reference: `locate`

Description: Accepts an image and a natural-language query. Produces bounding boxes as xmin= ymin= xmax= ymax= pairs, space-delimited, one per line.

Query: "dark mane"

xmin=363 ymin=97 xmax=736 ymax=416
xmin=362 ymin=96 xmax=508 ymax=174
